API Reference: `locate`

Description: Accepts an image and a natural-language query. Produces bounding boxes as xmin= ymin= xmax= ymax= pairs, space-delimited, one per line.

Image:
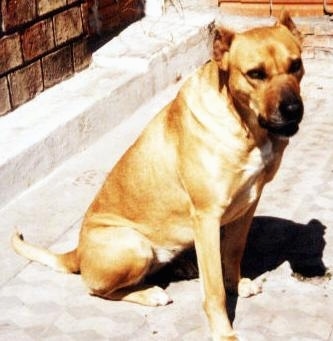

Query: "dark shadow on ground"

xmin=242 ymin=216 xmax=327 ymax=279
xmin=146 ymin=216 xmax=327 ymax=321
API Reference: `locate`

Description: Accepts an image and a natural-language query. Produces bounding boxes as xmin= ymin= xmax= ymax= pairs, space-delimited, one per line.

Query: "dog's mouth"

xmin=258 ymin=115 xmax=300 ymax=137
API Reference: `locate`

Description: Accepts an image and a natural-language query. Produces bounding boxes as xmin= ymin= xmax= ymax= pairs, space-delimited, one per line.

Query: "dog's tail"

xmin=11 ymin=232 xmax=80 ymax=274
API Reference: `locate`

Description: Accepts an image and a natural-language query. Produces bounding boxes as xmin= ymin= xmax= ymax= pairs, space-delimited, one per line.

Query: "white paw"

xmin=148 ymin=286 xmax=173 ymax=306
xmin=238 ymin=278 xmax=262 ymax=298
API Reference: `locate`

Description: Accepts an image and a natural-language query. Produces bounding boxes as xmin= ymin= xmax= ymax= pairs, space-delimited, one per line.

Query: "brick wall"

xmin=88 ymin=0 xmax=144 ymax=37
xmin=0 ymin=0 xmax=91 ymax=116
xmin=0 ymin=0 xmax=145 ymax=116
xmin=219 ymin=1 xmax=325 ymax=16
xmin=299 ymin=18 xmax=333 ymax=60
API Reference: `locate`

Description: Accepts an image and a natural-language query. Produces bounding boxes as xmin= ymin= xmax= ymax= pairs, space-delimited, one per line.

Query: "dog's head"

xmin=213 ymin=11 xmax=304 ymax=138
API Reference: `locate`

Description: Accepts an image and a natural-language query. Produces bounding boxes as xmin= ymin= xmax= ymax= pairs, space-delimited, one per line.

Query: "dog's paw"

xmin=238 ymin=278 xmax=262 ymax=298
xmin=146 ymin=286 xmax=173 ymax=306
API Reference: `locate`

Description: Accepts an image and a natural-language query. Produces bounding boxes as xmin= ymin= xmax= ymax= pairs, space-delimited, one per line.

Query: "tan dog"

xmin=12 ymin=11 xmax=304 ymax=341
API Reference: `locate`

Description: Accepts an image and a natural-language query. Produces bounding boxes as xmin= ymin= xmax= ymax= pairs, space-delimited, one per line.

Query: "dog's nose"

xmin=279 ymin=95 xmax=303 ymax=121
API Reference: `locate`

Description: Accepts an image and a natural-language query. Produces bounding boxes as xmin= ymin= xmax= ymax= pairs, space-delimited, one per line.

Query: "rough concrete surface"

xmin=0 ymin=5 xmax=333 ymax=341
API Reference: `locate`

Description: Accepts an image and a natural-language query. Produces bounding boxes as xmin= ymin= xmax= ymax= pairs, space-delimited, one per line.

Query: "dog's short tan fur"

xmin=12 ymin=12 xmax=304 ymax=340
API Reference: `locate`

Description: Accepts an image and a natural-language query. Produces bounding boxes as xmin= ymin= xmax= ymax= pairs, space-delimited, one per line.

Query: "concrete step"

xmin=0 ymin=7 xmax=216 ymax=210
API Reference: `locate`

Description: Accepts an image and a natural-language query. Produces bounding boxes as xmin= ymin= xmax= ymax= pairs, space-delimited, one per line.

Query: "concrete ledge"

xmin=0 ymin=8 xmax=215 ymax=209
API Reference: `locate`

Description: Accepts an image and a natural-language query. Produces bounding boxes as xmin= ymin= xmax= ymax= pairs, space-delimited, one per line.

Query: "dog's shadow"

xmin=146 ymin=216 xmax=327 ymax=320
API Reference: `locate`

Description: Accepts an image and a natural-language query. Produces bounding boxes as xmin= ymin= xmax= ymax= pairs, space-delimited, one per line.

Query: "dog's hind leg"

xmin=79 ymin=226 xmax=171 ymax=306
xmin=96 ymin=284 xmax=172 ymax=306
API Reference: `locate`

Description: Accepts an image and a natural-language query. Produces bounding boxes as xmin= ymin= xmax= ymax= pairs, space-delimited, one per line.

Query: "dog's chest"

xmin=237 ymin=140 xmax=275 ymax=202
xmin=243 ymin=140 xmax=274 ymax=178
xmin=216 ymin=140 xmax=275 ymax=224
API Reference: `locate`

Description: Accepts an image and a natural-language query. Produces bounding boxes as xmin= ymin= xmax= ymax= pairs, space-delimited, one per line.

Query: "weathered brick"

xmin=37 ymin=0 xmax=66 ymax=16
xmin=99 ymin=4 xmax=118 ymax=22
xmin=97 ymin=0 xmax=113 ymax=8
xmin=0 ymin=33 xmax=23 ymax=76
xmin=53 ymin=7 xmax=83 ymax=46
xmin=119 ymin=0 xmax=144 ymax=23
xmin=73 ymin=39 xmax=91 ymax=72
xmin=98 ymin=4 xmax=121 ymax=33
xmin=302 ymin=46 xmax=315 ymax=59
xmin=81 ymin=3 xmax=90 ymax=35
xmin=22 ymin=19 xmax=55 ymax=62
xmin=42 ymin=46 xmax=73 ymax=88
xmin=9 ymin=61 xmax=43 ymax=108
xmin=329 ymin=37 xmax=333 ymax=48
xmin=304 ymin=35 xmax=330 ymax=48
xmin=315 ymin=47 xmax=333 ymax=60
xmin=272 ymin=4 xmax=323 ymax=16
xmin=298 ymin=23 xmax=315 ymax=36
xmin=314 ymin=23 xmax=333 ymax=36
xmin=218 ymin=3 xmax=271 ymax=16
xmin=0 ymin=76 xmax=11 ymax=115
xmin=100 ymin=15 xmax=121 ymax=33
xmin=1 ymin=0 xmax=36 ymax=31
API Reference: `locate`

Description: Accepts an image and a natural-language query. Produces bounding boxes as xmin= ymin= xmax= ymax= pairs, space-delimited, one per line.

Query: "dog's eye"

xmin=289 ymin=59 xmax=302 ymax=74
xmin=246 ymin=68 xmax=267 ymax=80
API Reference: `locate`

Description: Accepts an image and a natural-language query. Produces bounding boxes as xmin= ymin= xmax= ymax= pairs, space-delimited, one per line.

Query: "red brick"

xmin=273 ymin=0 xmax=321 ymax=3
xmin=22 ymin=19 xmax=55 ymax=62
xmin=42 ymin=46 xmax=73 ymax=88
xmin=98 ymin=5 xmax=120 ymax=23
xmin=0 ymin=76 xmax=11 ymax=115
xmin=81 ymin=3 xmax=90 ymax=35
xmin=218 ymin=0 xmax=236 ymax=4
xmin=119 ymin=0 xmax=144 ymax=23
xmin=53 ymin=7 xmax=83 ymax=46
xmin=100 ymin=16 xmax=121 ymax=33
xmin=97 ymin=4 xmax=121 ymax=33
xmin=99 ymin=4 xmax=118 ymax=22
xmin=218 ymin=3 xmax=271 ymax=16
xmin=37 ymin=0 xmax=66 ymax=16
xmin=73 ymin=39 xmax=91 ymax=72
xmin=0 ymin=33 xmax=23 ymax=76
xmin=1 ymin=0 xmax=36 ymax=31
xmin=271 ymin=4 xmax=323 ymax=16
xmin=9 ymin=61 xmax=43 ymax=108
xmin=97 ymin=0 xmax=114 ymax=8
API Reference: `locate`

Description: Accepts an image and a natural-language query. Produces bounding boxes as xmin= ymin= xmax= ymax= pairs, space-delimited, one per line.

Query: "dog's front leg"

xmin=194 ymin=214 xmax=237 ymax=341
xmin=222 ymin=201 xmax=262 ymax=298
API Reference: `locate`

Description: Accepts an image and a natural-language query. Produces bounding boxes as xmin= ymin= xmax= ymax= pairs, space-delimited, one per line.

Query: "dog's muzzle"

xmin=259 ymin=92 xmax=304 ymax=138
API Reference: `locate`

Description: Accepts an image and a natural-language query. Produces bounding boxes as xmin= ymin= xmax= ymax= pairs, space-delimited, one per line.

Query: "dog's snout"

xmin=279 ymin=94 xmax=303 ymax=121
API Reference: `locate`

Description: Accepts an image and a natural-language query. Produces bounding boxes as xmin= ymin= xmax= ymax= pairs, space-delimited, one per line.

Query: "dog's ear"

xmin=278 ymin=10 xmax=303 ymax=45
xmin=212 ymin=27 xmax=235 ymax=71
